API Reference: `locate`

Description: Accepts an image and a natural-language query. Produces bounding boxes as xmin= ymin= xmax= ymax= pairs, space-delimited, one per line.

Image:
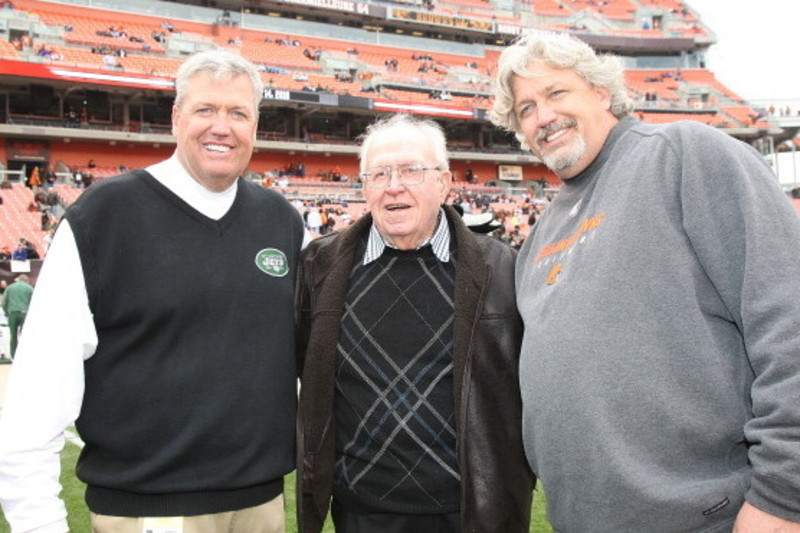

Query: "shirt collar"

xmin=363 ymin=208 xmax=451 ymax=265
xmin=146 ymin=153 xmax=238 ymax=220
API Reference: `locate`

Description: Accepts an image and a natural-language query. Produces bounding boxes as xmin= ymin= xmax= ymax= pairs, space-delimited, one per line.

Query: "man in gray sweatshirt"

xmin=491 ymin=30 xmax=800 ymax=533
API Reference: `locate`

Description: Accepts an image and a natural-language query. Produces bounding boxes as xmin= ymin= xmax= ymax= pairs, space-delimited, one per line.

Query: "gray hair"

xmin=358 ymin=113 xmax=450 ymax=174
xmin=174 ymin=49 xmax=264 ymax=112
xmin=491 ymin=30 xmax=633 ymax=148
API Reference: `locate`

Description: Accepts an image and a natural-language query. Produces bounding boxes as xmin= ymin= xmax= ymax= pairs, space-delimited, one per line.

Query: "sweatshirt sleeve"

xmin=678 ymin=123 xmax=800 ymax=522
xmin=0 ymin=221 xmax=98 ymax=533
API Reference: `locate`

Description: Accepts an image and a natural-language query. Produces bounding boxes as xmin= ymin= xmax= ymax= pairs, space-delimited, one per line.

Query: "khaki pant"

xmin=90 ymin=494 xmax=285 ymax=533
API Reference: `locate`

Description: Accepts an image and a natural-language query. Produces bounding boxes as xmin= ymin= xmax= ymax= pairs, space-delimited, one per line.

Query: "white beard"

xmin=541 ymin=134 xmax=587 ymax=174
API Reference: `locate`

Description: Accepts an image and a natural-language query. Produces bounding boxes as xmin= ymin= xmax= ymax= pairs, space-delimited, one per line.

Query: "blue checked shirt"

xmin=363 ymin=209 xmax=451 ymax=265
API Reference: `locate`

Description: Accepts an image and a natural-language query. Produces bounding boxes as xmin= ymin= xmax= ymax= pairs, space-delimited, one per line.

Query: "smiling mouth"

xmin=204 ymin=143 xmax=232 ymax=153
xmin=386 ymin=204 xmax=410 ymax=211
xmin=536 ymin=119 xmax=578 ymax=147
xmin=543 ymin=128 xmax=569 ymax=143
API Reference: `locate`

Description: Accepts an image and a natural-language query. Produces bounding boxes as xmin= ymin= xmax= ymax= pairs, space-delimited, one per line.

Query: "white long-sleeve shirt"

xmin=0 ymin=155 xmax=242 ymax=533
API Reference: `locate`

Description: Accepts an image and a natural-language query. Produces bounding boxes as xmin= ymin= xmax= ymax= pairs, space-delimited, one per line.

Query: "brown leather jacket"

xmin=295 ymin=205 xmax=534 ymax=533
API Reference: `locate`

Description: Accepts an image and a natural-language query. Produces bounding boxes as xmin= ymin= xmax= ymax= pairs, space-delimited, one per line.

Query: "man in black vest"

xmin=0 ymin=50 xmax=305 ymax=533
xmin=296 ymin=114 xmax=534 ymax=533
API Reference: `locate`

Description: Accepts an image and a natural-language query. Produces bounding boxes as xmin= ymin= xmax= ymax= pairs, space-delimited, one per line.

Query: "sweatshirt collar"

xmin=565 ymin=115 xmax=638 ymax=187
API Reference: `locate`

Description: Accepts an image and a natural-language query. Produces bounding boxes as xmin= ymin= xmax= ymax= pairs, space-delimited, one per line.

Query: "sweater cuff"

xmin=746 ymin=473 xmax=800 ymax=523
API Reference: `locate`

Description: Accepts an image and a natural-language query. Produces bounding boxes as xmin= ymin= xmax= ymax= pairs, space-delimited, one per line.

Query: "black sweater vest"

xmin=66 ymin=170 xmax=304 ymax=516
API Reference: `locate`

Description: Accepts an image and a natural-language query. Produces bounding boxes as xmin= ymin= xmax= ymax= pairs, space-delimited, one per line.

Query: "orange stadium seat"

xmin=679 ymin=69 xmax=743 ymax=100
xmin=638 ymin=111 xmax=725 ymax=127
xmin=0 ymin=39 xmax=19 ymax=60
xmin=14 ymin=0 xmax=168 ymax=54
xmin=569 ymin=0 xmax=637 ymax=21
xmin=530 ymin=0 xmax=572 ymax=17
xmin=639 ymin=0 xmax=687 ymax=11
xmin=625 ymin=70 xmax=682 ymax=101
xmin=0 ymin=0 xmax=786 ymax=256
xmin=0 ymin=184 xmax=49 ymax=255
xmin=53 ymin=184 xmax=84 ymax=207
xmin=720 ymin=106 xmax=771 ymax=129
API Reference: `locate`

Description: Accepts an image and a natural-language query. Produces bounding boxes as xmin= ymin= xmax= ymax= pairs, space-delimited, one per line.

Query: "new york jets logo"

xmin=255 ymin=248 xmax=289 ymax=277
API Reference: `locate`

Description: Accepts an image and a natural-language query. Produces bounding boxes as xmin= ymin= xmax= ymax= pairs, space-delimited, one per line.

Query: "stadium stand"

xmin=0 ymin=184 xmax=49 ymax=256
xmin=0 ymin=0 xmax=795 ymax=259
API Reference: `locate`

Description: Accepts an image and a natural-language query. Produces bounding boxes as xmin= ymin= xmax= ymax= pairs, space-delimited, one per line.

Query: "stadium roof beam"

xmin=579 ymin=34 xmax=698 ymax=54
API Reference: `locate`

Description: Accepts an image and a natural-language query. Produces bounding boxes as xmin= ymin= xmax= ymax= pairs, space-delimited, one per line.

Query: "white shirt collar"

xmin=146 ymin=153 xmax=238 ymax=221
xmin=363 ymin=208 xmax=451 ymax=265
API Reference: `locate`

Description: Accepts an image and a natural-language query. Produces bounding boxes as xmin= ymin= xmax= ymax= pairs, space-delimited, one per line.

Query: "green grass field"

xmin=0 ymin=443 xmax=552 ymax=532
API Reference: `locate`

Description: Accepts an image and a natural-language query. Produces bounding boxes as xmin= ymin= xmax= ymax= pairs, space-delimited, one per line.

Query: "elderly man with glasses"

xmin=295 ymin=113 xmax=534 ymax=533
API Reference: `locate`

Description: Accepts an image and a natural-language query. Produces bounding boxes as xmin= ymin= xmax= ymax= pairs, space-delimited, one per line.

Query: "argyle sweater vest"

xmin=332 ymin=243 xmax=460 ymax=514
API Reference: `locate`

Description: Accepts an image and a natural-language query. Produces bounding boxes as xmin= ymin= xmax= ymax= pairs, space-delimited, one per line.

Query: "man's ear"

xmin=171 ymin=105 xmax=180 ymax=136
xmin=438 ymin=170 xmax=453 ymax=203
xmin=594 ymin=86 xmax=612 ymax=111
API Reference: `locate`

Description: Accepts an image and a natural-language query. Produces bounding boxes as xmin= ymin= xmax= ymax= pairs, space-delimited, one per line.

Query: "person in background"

xmin=491 ymin=30 xmax=800 ymax=532
xmin=21 ymin=238 xmax=39 ymax=260
xmin=10 ymin=240 xmax=27 ymax=260
xmin=28 ymin=166 xmax=41 ymax=188
xmin=296 ymin=113 xmax=533 ymax=533
xmin=0 ymin=49 xmax=305 ymax=533
xmin=1 ymin=273 xmax=33 ymax=359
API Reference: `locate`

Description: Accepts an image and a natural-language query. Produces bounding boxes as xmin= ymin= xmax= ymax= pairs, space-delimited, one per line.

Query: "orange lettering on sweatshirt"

xmin=535 ymin=213 xmax=606 ymax=263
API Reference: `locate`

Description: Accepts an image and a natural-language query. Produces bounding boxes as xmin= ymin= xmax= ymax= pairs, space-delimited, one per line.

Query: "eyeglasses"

xmin=360 ymin=163 xmax=441 ymax=188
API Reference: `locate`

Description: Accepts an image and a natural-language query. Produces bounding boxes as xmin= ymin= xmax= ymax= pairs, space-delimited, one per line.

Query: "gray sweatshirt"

xmin=517 ymin=117 xmax=800 ymax=532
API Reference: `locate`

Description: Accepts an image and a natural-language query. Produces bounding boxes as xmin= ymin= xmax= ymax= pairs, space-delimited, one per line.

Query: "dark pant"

xmin=331 ymin=499 xmax=460 ymax=533
xmin=7 ymin=311 xmax=26 ymax=359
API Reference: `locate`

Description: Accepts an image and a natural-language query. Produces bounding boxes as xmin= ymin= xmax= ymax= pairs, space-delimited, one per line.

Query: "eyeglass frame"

xmin=359 ymin=163 xmax=443 ymax=188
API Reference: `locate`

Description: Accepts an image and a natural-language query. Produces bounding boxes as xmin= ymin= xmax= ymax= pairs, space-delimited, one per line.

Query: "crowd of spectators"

xmin=303 ymin=48 xmax=323 ymax=61
xmin=384 ymin=58 xmax=399 ymax=72
xmin=0 ymin=163 xmax=587 ymax=258
xmin=768 ymin=104 xmax=798 ymax=117
xmin=262 ymin=163 xmax=355 ymax=184
xmin=0 ymin=164 xmax=71 ymax=259
xmin=265 ymin=35 xmax=303 ymax=47
xmin=273 ymin=182 xmax=554 ymax=251
xmin=0 ymin=238 xmax=40 ymax=261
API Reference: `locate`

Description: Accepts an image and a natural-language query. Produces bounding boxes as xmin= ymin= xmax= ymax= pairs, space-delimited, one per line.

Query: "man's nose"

xmin=385 ymin=170 xmax=406 ymax=191
xmin=535 ymin=103 xmax=558 ymax=128
xmin=209 ymin=111 xmax=234 ymax=132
